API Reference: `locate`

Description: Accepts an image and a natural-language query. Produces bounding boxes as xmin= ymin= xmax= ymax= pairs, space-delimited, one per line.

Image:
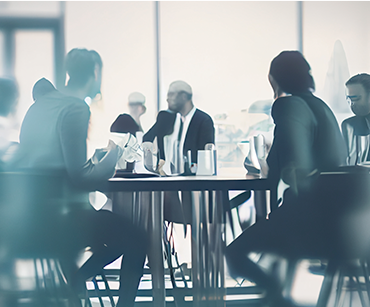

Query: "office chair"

xmin=278 ymin=169 xmax=370 ymax=307
xmin=227 ymin=168 xmax=370 ymax=306
xmin=0 ymin=171 xmax=80 ymax=306
xmin=0 ymin=171 xmax=114 ymax=307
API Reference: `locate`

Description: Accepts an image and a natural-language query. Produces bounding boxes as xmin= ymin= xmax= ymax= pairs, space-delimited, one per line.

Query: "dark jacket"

xmin=341 ymin=114 xmax=370 ymax=165
xmin=143 ymin=109 xmax=215 ymax=164
xmin=267 ymin=92 xmax=347 ymax=193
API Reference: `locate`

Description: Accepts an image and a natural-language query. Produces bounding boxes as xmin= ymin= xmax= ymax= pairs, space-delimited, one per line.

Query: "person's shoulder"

xmin=194 ymin=108 xmax=213 ymax=121
xmin=116 ymin=113 xmax=133 ymax=120
xmin=341 ymin=115 xmax=357 ymax=126
xmin=63 ymin=93 xmax=86 ymax=105
xmin=272 ymin=95 xmax=309 ymax=114
xmin=157 ymin=110 xmax=176 ymax=121
xmin=59 ymin=93 xmax=89 ymax=112
xmin=273 ymin=95 xmax=307 ymax=106
xmin=341 ymin=115 xmax=363 ymax=135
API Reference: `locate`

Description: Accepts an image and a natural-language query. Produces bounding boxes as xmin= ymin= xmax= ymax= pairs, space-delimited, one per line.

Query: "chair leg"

xmin=101 ymin=270 xmax=116 ymax=307
xmin=34 ymin=258 xmax=50 ymax=307
xmin=353 ymin=273 xmax=370 ymax=307
xmin=361 ymin=260 xmax=370 ymax=303
xmin=54 ymin=259 xmax=82 ymax=307
xmin=334 ymin=268 xmax=345 ymax=307
xmin=46 ymin=258 xmax=64 ymax=307
xmin=316 ymin=261 xmax=338 ymax=307
xmin=84 ymin=291 xmax=93 ymax=307
xmin=92 ymin=276 xmax=105 ymax=307
xmin=282 ymin=259 xmax=298 ymax=299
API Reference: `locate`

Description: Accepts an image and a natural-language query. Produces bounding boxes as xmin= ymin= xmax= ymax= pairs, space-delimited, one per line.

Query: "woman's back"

xmin=267 ymin=92 xmax=347 ymax=188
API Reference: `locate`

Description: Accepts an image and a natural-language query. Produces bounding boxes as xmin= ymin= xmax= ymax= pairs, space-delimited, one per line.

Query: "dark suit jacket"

xmin=266 ymin=92 xmax=347 ymax=194
xmin=183 ymin=109 xmax=215 ymax=163
xmin=143 ymin=108 xmax=215 ymax=164
xmin=341 ymin=114 xmax=370 ymax=165
xmin=144 ymin=108 xmax=214 ymax=224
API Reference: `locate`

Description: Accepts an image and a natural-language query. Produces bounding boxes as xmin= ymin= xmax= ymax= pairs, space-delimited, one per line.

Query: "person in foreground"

xmin=225 ymin=51 xmax=347 ymax=307
xmin=9 ymin=48 xmax=148 ymax=307
xmin=341 ymin=73 xmax=370 ymax=165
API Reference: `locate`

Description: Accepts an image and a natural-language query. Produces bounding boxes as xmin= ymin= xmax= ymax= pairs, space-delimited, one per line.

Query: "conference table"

xmin=100 ymin=170 xmax=276 ymax=307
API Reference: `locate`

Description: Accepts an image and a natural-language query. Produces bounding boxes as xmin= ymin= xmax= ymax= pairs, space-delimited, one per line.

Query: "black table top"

xmin=99 ymin=173 xmax=272 ymax=192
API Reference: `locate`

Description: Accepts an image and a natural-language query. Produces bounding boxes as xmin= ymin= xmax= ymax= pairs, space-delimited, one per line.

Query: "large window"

xmin=0 ymin=1 xmax=64 ymax=141
xmin=3 ymin=1 xmax=370 ymax=168
xmin=303 ymin=1 xmax=370 ymax=124
xmin=14 ymin=30 xmax=54 ymax=125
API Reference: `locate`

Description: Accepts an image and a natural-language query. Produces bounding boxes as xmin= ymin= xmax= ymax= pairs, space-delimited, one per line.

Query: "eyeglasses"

xmin=346 ymin=95 xmax=361 ymax=106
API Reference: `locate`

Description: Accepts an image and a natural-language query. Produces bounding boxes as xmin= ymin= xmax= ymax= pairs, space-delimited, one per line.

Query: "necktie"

xmin=176 ymin=117 xmax=184 ymax=172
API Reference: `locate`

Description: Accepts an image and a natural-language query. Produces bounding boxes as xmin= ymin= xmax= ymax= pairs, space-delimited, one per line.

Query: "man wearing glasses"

xmin=342 ymin=73 xmax=370 ymax=165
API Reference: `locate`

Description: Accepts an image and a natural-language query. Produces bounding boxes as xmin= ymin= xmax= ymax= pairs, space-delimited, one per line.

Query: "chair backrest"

xmin=0 ymin=171 xmax=67 ymax=258
xmin=300 ymin=168 xmax=370 ymax=260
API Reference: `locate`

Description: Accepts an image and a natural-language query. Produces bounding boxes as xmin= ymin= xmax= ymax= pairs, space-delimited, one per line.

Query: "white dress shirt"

xmin=163 ymin=106 xmax=197 ymax=174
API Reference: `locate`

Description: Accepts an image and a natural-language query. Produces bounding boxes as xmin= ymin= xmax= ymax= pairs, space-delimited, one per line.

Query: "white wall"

xmin=3 ymin=1 xmax=370 ymax=164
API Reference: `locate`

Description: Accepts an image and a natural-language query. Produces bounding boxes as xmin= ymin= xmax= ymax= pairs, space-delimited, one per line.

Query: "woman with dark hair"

xmin=266 ymin=50 xmax=346 ymax=191
xmin=225 ymin=51 xmax=347 ymax=306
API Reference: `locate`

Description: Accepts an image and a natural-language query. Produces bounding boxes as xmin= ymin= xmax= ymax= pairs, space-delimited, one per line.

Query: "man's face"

xmin=167 ymin=91 xmax=186 ymax=113
xmin=346 ymin=83 xmax=370 ymax=116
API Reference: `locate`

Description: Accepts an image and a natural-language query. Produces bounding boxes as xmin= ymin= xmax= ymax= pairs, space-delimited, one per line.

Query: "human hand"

xmin=157 ymin=159 xmax=166 ymax=176
xmin=91 ymin=140 xmax=119 ymax=164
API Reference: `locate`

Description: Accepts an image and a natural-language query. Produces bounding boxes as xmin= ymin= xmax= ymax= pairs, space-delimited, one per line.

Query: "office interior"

xmin=1 ymin=1 xmax=370 ymax=306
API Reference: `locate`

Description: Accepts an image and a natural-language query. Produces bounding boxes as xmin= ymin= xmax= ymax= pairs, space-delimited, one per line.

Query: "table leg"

xmin=111 ymin=191 xmax=165 ymax=306
xmin=254 ymin=190 xmax=268 ymax=221
xmin=191 ymin=190 xmax=226 ymax=307
xmin=147 ymin=191 xmax=166 ymax=307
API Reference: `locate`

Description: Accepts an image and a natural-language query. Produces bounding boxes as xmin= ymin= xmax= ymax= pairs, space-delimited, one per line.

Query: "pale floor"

xmin=3 ymin=244 xmax=366 ymax=307
xmin=5 ymin=187 xmax=367 ymax=307
xmin=87 ymin=223 xmax=325 ymax=307
xmin=87 ymin=194 xmax=367 ymax=307
xmin=90 ymin=256 xmax=367 ymax=307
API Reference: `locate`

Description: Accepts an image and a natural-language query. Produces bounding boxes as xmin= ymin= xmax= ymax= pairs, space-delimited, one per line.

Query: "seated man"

xmin=9 ymin=48 xmax=148 ymax=307
xmin=143 ymin=80 xmax=215 ymax=223
xmin=225 ymin=51 xmax=347 ymax=307
xmin=341 ymin=73 xmax=370 ymax=165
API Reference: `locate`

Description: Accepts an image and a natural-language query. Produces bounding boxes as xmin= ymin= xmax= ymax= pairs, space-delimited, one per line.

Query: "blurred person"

xmin=143 ymin=80 xmax=215 ymax=224
xmin=225 ymin=51 xmax=347 ymax=307
xmin=0 ymin=78 xmax=19 ymax=166
xmin=32 ymin=77 xmax=57 ymax=102
xmin=9 ymin=48 xmax=148 ymax=307
xmin=110 ymin=92 xmax=146 ymax=173
xmin=341 ymin=73 xmax=370 ymax=165
xmin=111 ymin=91 xmax=146 ymax=135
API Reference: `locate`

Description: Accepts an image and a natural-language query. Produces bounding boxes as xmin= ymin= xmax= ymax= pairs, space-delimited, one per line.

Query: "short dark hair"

xmin=64 ymin=48 xmax=102 ymax=88
xmin=0 ymin=78 xmax=18 ymax=116
xmin=269 ymin=50 xmax=315 ymax=94
xmin=345 ymin=73 xmax=370 ymax=93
